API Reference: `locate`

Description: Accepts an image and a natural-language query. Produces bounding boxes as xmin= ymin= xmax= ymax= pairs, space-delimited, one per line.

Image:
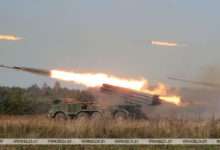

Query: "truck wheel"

xmin=91 ymin=112 xmax=103 ymax=121
xmin=55 ymin=112 xmax=67 ymax=120
xmin=114 ymin=111 xmax=127 ymax=120
xmin=77 ymin=112 xmax=90 ymax=121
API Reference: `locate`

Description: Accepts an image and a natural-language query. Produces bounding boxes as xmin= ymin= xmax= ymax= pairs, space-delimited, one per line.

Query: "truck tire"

xmin=55 ymin=112 xmax=67 ymax=120
xmin=114 ymin=111 xmax=127 ymax=120
xmin=91 ymin=112 xmax=103 ymax=121
xmin=77 ymin=112 xmax=90 ymax=121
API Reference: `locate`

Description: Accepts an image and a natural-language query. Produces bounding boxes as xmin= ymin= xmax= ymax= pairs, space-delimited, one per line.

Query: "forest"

xmin=0 ymin=82 xmax=95 ymax=115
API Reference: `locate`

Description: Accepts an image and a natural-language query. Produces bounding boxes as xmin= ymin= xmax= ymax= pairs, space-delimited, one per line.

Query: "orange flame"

xmin=51 ymin=70 xmax=146 ymax=90
xmin=151 ymin=41 xmax=187 ymax=47
xmin=159 ymin=96 xmax=180 ymax=105
xmin=0 ymin=35 xmax=23 ymax=40
xmin=51 ymin=70 xmax=181 ymax=106
xmin=141 ymin=83 xmax=181 ymax=105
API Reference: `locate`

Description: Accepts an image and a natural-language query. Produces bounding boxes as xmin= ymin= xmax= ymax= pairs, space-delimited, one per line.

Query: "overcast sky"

xmin=0 ymin=0 xmax=219 ymax=89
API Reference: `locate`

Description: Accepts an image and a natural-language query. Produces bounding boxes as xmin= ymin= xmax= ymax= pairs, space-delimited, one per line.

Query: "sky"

xmin=0 ymin=0 xmax=220 ymax=89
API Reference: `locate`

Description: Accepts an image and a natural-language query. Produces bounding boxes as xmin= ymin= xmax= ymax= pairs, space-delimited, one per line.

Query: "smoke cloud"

xmin=157 ymin=64 xmax=220 ymax=119
xmin=197 ymin=64 xmax=220 ymax=84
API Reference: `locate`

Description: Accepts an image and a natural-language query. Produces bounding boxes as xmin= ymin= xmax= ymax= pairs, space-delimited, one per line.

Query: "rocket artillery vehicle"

xmin=100 ymin=84 xmax=161 ymax=120
xmin=47 ymin=84 xmax=161 ymax=120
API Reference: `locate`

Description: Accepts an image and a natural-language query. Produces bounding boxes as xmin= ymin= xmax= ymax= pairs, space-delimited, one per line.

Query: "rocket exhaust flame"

xmin=151 ymin=41 xmax=187 ymax=47
xmin=0 ymin=65 xmax=182 ymax=106
xmin=51 ymin=70 xmax=181 ymax=106
xmin=159 ymin=96 xmax=180 ymax=105
xmin=0 ymin=35 xmax=23 ymax=40
xmin=51 ymin=70 xmax=145 ymax=90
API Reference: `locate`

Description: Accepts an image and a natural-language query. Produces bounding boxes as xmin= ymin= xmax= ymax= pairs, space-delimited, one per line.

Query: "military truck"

xmin=47 ymin=98 xmax=103 ymax=120
xmin=48 ymin=84 xmax=161 ymax=120
xmin=100 ymin=84 xmax=161 ymax=120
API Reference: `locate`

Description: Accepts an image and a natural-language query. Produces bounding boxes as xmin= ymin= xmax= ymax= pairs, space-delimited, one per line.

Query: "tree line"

xmin=0 ymin=82 xmax=95 ymax=115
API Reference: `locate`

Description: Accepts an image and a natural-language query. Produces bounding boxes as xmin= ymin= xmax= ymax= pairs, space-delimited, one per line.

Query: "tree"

xmin=53 ymin=81 xmax=62 ymax=97
xmin=0 ymin=87 xmax=35 ymax=115
xmin=41 ymin=82 xmax=52 ymax=97
xmin=27 ymin=84 xmax=40 ymax=97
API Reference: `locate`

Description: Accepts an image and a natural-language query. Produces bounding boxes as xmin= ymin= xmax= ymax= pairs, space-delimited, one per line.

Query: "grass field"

xmin=0 ymin=115 xmax=220 ymax=149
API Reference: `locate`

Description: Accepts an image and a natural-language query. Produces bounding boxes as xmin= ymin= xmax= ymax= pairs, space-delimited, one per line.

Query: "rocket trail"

xmin=0 ymin=65 xmax=50 ymax=76
xmin=151 ymin=41 xmax=187 ymax=47
xmin=0 ymin=35 xmax=23 ymax=40
xmin=168 ymin=77 xmax=220 ymax=88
